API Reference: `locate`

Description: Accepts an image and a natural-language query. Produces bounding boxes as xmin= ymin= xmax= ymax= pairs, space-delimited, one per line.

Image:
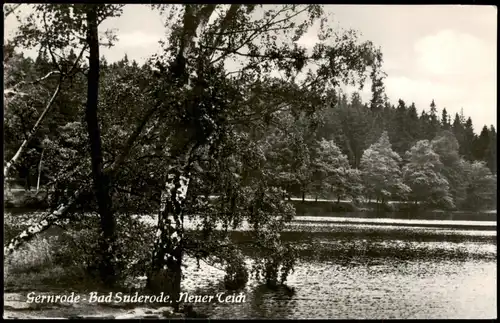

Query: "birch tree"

xmin=146 ymin=4 xmax=384 ymax=309
xmin=5 ymin=4 xmax=385 ymax=308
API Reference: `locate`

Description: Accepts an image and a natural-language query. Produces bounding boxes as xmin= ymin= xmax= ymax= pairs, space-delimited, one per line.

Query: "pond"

xmin=4 ymin=210 xmax=497 ymax=319
xmin=178 ymin=215 xmax=496 ymax=319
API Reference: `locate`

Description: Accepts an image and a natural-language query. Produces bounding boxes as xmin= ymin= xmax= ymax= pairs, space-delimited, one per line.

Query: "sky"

xmin=4 ymin=5 xmax=497 ymax=133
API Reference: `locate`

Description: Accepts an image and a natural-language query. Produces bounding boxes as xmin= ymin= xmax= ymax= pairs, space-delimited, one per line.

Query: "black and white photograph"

xmin=3 ymin=3 xmax=497 ymax=319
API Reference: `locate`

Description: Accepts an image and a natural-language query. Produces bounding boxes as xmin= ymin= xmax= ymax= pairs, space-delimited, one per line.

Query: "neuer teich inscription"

xmin=178 ymin=292 xmax=246 ymax=304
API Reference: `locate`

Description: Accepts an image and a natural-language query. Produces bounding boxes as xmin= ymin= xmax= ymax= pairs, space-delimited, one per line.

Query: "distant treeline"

xmin=4 ymin=52 xmax=497 ymax=212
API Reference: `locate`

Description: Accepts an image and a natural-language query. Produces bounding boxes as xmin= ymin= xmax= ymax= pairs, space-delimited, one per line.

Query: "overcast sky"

xmin=4 ymin=5 xmax=497 ymax=133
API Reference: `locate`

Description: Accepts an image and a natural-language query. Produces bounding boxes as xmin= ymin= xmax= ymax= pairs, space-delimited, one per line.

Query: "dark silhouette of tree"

xmin=441 ymin=108 xmax=450 ymax=130
xmin=473 ymin=125 xmax=490 ymax=161
xmin=487 ymin=125 xmax=497 ymax=174
xmin=460 ymin=117 xmax=476 ymax=161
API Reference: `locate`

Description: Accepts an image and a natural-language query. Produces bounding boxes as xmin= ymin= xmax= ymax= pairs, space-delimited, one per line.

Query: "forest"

xmin=3 ymin=4 xmax=497 ymax=314
xmin=5 ymin=41 xmax=497 ymax=211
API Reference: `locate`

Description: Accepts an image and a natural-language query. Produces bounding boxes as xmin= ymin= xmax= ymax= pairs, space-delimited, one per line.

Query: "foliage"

xmin=360 ymin=131 xmax=410 ymax=202
xmin=430 ymin=131 xmax=469 ymax=208
xmin=461 ymin=161 xmax=497 ymax=210
xmin=263 ymin=109 xmax=316 ymax=198
xmin=402 ymin=140 xmax=454 ymax=209
xmin=310 ymin=138 xmax=363 ymax=201
xmin=223 ymin=250 xmax=249 ymax=290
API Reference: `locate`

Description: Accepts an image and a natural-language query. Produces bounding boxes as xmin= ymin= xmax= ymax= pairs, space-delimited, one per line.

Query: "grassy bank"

xmin=3 ymin=212 xmax=191 ymax=319
xmin=4 ymin=189 xmax=48 ymax=209
xmin=290 ymin=199 xmax=496 ymax=219
xmin=5 ymin=191 xmax=496 ymax=221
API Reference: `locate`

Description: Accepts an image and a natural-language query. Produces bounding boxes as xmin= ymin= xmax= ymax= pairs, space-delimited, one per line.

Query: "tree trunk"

xmin=85 ymin=5 xmax=116 ymax=287
xmin=37 ymin=149 xmax=44 ymax=192
xmin=5 ymin=87 xmax=160 ymax=256
xmin=25 ymin=169 xmax=31 ymax=192
xmin=4 ymin=188 xmax=84 ymax=255
xmin=337 ymin=196 xmax=340 ymax=203
xmin=302 ymin=191 xmax=305 ymax=202
xmin=148 ymin=168 xmax=190 ymax=312
xmin=146 ymin=6 xmax=218 ymax=309
xmin=4 ymin=81 xmax=61 ymax=179
xmin=4 ymin=42 xmax=87 ymax=183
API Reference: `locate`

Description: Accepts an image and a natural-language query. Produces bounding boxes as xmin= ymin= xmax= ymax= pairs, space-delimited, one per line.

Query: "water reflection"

xmin=181 ymin=222 xmax=496 ymax=319
xmin=247 ymin=284 xmax=298 ymax=319
xmin=187 ymin=281 xmax=298 ymax=319
xmin=190 ymin=259 xmax=496 ymax=319
xmin=294 ymin=210 xmax=496 ymax=222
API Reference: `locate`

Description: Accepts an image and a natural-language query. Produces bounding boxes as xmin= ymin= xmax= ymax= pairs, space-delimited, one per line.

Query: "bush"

xmin=4 ymin=212 xmax=156 ymax=290
xmin=6 ymin=235 xmax=57 ymax=275
xmin=223 ymin=256 xmax=249 ymax=290
xmin=54 ymin=214 xmax=156 ymax=286
xmin=4 ymin=234 xmax=94 ymax=291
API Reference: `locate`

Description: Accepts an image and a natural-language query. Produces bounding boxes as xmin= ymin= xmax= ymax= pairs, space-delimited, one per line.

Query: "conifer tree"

xmin=441 ymin=108 xmax=450 ymax=130
xmin=487 ymin=125 xmax=497 ymax=174
xmin=461 ymin=117 xmax=476 ymax=161
xmin=473 ymin=125 xmax=490 ymax=161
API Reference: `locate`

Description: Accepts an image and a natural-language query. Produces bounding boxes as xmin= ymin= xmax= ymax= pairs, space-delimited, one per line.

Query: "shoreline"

xmin=4 ymin=202 xmax=497 ymax=216
xmin=4 ymin=189 xmax=497 ymax=215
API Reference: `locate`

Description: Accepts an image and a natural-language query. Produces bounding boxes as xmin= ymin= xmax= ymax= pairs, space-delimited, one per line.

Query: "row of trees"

xmin=314 ymin=92 xmax=497 ymax=174
xmin=6 ymin=53 xmax=497 ymax=208
xmin=261 ymin=102 xmax=496 ymax=210
xmin=362 ymin=130 xmax=495 ymax=210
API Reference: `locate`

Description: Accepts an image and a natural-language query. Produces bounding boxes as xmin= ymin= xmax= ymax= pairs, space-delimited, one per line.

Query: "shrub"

xmin=223 ymin=255 xmax=249 ymax=290
xmin=6 ymin=235 xmax=57 ymax=275
xmin=53 ymin=213 xmax=156 ymax=286
xmin=5 ymin=212 xmax=156 ymax=290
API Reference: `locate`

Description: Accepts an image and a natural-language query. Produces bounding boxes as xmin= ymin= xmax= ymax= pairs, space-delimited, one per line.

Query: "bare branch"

xmin=4 ymin=4 xmax=21 ymax=18
xmin=5 ymin=71 xmax=61 ymax=94
xmin=42 ymin=11 xmax=62 ymax=72
xmin=106 ymin=106 xmax=159 ymax=175
xmin=207 ymin=4 xmax=241 ymax=59
xmin=210 ymin=5 xmax=302 ymax=65
xmin=4 ymin=79 xmax=62 ymax=178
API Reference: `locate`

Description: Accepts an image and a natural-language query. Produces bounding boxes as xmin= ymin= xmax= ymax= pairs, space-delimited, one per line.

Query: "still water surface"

xmin=179 ymin=216 xmax=496 ymax=319
xmin=6 ymin=209 xmax=496 ymax=318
